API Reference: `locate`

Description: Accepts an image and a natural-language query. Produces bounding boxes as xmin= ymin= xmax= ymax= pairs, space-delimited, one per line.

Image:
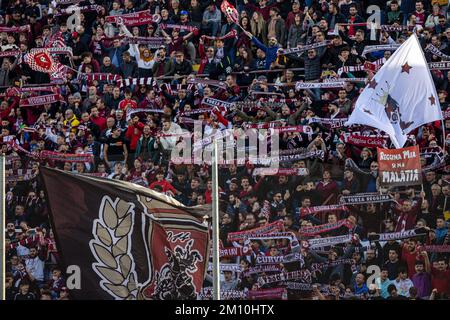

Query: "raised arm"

xmin=245 ymin=30 xmax=267 ymax=52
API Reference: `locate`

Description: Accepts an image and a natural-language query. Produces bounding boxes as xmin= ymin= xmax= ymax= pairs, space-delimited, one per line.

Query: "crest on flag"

xmin=89 ymin=195 xmax=206 ymax=300
xmin=220 ymin=0 xmax=239 ymax=24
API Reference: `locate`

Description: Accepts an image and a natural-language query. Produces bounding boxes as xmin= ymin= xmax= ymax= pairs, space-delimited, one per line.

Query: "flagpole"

xmin=212 ymin=139 xmax=221 ymax=300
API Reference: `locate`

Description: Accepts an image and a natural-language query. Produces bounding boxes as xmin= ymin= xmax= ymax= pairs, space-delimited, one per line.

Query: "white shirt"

xmin=25 ymin=256 xmax=45 ymax=281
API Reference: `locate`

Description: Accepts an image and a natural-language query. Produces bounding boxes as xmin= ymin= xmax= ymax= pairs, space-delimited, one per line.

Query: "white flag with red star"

xmin=345 ymin=34 xmax=443 ymax=148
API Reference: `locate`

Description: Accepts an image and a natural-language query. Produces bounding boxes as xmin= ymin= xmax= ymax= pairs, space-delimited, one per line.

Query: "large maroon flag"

xmin=40 ymin=167 xmax=210 ymax=300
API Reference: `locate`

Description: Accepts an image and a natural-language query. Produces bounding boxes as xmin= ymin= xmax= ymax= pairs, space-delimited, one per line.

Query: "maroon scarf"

xmin=20 ymin=94 xmax=63 ymax=107
xmin=299 ymin=205 xmax=348 ymax=218
xmin=227 ymin=220 xmax=284 ymax=242
xmin=106 ymin=10 xmax=156 ymax=26
xmin=159 ymin=23 xmax=199 ymax=32
xmin=298 ymin=219 xmax=352 ymax=237
xmin=0 ymin=25 xmax=30 ymax=33
xmin=344 ymin=134 xmax=387 ymax=148
xmin=0 ymin=50 xmax=21 ymax=57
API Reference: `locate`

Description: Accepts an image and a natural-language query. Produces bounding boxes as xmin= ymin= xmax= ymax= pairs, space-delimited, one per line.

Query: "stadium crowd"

xmin=1 ymin=0 xmax=450 ymax=300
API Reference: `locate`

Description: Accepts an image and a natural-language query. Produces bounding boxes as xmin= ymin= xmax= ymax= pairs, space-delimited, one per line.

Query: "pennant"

xmin=25 ymin=50 xmax=60 ymax=74
xmin=346 ymin=35 xmax=443 ymax=148
xmin=39 ymin=167 xmax=210 ymax=300
xmin=220 ymin=0 xmax=239 ymax=25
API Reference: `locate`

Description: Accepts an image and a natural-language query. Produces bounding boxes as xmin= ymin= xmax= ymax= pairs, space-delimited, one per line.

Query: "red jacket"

xmin=125 ymin=122 xmax=144 ymax=151
xmin=149 ymin=180 xmax=178 ymax=194
xmin=118 ymin=98 xmax=138 ymax=117
xmin=90 ymin=115 xmax=107 ymax=132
